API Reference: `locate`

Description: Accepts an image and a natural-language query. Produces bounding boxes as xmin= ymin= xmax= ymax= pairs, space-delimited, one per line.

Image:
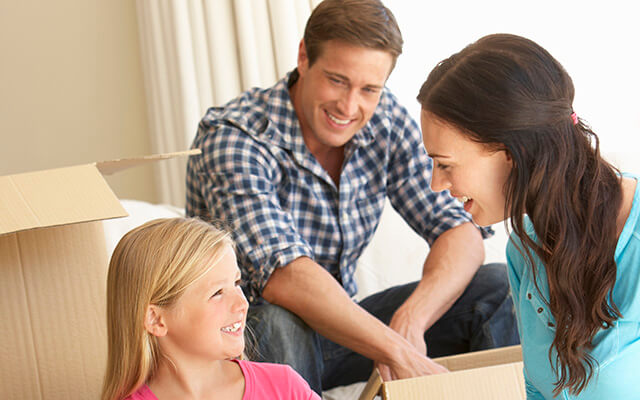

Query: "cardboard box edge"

xmin=1 ymin=150 xmax=198 ymax=235
xmin=357 ymin=345 xmax=524 ymax=399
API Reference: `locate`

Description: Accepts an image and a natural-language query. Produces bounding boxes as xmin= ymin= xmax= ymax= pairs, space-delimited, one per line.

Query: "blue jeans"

xmin=245 ymin=263 xmax=519 ymax=394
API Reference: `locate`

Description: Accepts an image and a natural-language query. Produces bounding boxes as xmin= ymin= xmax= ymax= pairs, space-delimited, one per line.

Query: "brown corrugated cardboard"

xmin=0 ymin=164 xmax=126 ymax=234
xmin=359 ymin=345 xmax=525 ymax=400
xmin=0 ymin=150 xmax=198 ymax=400
xmin=95 ymin=149 xmax=201 ymax=175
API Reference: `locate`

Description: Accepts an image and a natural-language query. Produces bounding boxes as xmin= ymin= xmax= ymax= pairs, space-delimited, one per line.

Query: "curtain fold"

xmin=136 ymin=0 xmax=315 ymax=206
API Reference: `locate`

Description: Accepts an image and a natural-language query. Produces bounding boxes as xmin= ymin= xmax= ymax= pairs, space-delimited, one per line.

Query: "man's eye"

xmin=329 ymin=77 xmax=345 ymax=85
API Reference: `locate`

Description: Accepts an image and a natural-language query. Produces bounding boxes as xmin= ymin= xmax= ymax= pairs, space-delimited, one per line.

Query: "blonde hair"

xmin=101 ymin=217 xmax=233 ymax=400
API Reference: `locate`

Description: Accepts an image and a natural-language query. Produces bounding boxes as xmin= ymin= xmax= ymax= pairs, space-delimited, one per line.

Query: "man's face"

xmin=292 ymin=40 xmax=394 ymax=156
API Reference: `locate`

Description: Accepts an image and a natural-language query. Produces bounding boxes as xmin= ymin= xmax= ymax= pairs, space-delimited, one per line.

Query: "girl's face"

xmin=159 ymin=244 xmax=248 ymax=362
xmin=421 ymin=110 xmax=513 ymax=227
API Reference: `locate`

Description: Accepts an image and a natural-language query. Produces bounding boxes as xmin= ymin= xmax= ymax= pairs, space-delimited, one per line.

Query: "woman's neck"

xmin=148 ymin=358 xmax=244 ymax=400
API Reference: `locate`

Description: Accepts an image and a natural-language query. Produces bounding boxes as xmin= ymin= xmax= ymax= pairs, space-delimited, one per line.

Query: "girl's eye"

xmin=211 ymin=289 xmax=223 ymax=298
xmin=235 ymin=279 xmax=242 ymax=287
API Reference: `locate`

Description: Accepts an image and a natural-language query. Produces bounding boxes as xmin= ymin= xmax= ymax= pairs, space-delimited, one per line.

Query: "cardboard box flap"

xmin=1 ymin=149 xmax=201 ymax=235
xmin=0 ymin=164 xmax=126 ymax=235
xmin=95 ymin=148 xmax=201 ymax=175
xmin=434 ymin=344 xmax=522 ymax=371
xmin=358 ymin=369 xmax=383 ymax=400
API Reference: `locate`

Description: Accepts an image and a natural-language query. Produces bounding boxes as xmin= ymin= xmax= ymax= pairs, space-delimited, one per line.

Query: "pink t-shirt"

xmin=124 ymin=360 xmax=320 ymax=400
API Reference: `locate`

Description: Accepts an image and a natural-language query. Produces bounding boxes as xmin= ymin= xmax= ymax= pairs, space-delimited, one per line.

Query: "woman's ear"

xmin=503 ymin=149 xmax=513 ymax=164
xmin=144 ymin=305 xmax=168 ymax=337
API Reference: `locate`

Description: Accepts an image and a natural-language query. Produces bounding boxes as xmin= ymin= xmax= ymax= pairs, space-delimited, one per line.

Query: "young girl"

xmin=101 ymin=217 xmax=320 ymax=400
xmin=418 ymin=34 xmax=639 ymax=398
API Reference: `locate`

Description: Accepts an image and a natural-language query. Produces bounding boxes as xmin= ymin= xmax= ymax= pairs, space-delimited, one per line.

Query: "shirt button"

xmin=537 ymin=307 xmax=544 ymax=313
xmin=527 ymin=293 xmax=532 ymax=300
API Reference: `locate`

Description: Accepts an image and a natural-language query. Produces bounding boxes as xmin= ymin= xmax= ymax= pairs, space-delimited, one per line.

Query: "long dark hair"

xmin=418 ymin=34 xmax=622 ymax=396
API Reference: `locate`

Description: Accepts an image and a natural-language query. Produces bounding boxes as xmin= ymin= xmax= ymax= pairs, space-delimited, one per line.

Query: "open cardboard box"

xmin=359 ymin=345 xmax=525 ymax=400
xmin=0 ymin=150 xmax=199 ymax=400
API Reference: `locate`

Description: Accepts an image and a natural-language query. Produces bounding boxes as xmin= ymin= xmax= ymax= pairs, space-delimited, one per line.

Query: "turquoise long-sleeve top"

xmin=506 ymin=173 xmax=640 ymax=399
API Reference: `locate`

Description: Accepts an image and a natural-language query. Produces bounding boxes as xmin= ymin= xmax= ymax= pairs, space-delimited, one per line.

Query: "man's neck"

xmin=315 ymin=146 xmax=344 ymax=187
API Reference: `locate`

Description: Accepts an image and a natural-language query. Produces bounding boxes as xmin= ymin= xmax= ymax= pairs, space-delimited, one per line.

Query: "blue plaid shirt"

xmin=186 ymin=70 xmax=480 ymax=304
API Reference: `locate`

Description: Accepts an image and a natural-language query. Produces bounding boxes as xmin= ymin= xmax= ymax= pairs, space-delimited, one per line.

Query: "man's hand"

xmin=376 ymin=339 xmax=448 ymax=381
xmin=388 ymin=301 xmax=427 ymax=356
xmin=264 ymin=257 xmax=449 ymax=383
xmin=380 ymin=301 xmax=448 ymax=381
xmin=376 ymin=222 xmax=485 ymax=381
xmin=385 ymin=222 xmax=485 ymax=355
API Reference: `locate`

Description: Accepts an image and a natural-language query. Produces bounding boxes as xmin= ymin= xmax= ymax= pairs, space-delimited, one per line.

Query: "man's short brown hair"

xmin=304 ymin=0 xmax=403 ymax=70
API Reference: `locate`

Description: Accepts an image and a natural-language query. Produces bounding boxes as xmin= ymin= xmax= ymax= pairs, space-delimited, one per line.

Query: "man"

xmin=186 ymin=0 xmax=519 ymax=394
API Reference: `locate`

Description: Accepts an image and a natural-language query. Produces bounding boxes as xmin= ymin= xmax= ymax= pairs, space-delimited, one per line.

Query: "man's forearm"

xmin=403 ymin=222 xmax=485 ymax=332
xmin=261 ymin=257 xmax=409 ymax=366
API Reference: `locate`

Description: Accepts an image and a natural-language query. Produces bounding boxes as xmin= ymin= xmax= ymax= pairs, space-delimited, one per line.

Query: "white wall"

xmin=0 ymin=0 xmax=157 ymax=203
xmin=385 ymin=0 xmax=640 ymax=156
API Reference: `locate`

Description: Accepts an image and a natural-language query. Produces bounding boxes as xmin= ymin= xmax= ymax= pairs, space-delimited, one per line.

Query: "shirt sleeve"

xmin=525 ymin=377 xmax=546 ymax=400
xmin=505 ymin=236 xmax=524 ymax=331
xmin=188 ymin=122 xmax=313 ymax=302
xmin=240 ymin=360 xmax=320 ymax=400
xmin=508 ymin=236 xmax=544 ymax=400
xmin=383 ymin=95 xmax=491 ymax=246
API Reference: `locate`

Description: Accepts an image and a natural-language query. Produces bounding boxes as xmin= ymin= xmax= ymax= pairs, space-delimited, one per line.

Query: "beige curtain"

xmin=135 ymin=0 xmax=322 ymax=206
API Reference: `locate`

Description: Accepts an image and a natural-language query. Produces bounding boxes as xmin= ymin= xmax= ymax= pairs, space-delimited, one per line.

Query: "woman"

xmin=101 ymin=217 xmax=319 ymax=400
xmin=418 ymin=33 xmax=639 ymax=398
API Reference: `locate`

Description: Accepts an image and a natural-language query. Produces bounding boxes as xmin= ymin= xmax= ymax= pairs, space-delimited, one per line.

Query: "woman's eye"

xmin=235 ymin=279 xmax=242 ymax=287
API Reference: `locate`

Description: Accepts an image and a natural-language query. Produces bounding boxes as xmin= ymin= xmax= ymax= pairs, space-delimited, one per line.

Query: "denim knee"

xmin=473 ymin=263 xmax=519 ymax=348
xmin=246 ymin=303 xmax=319 ymax=362
xmin=245 ymin=303 xmax=324 ymax=393
xmin=475 ymin=263 xmax=512 ymax=305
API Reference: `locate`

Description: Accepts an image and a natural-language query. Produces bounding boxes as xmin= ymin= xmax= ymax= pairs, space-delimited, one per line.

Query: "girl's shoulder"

xmin=237 ymin=359 xmax=300 ymax=382
xmin=236 ymin=360 xmax=320 ymax=400
xmin=122 ymin=385 xmax=157 ymax=400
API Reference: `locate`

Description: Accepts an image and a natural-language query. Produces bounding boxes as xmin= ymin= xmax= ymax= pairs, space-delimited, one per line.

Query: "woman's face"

xmin=421 ymin=110 xmax=513 ymax=227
